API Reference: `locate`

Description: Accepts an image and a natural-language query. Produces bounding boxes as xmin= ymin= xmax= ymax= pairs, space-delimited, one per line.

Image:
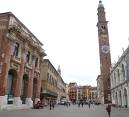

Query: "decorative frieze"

xmin=24 ymin=67 xmax=31 ymax=76
xmin=10 ymin=62 xmax=19 ymax=71
xmin=34 ymin=72 xmax=40 ymax=78
xmin=9 ymin=16 xmax=42 ymax=48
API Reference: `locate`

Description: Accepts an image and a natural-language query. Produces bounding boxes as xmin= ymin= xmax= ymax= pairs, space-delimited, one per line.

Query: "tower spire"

xmin=98 ymin=0 xmax=104 ymax=8
xmin=57 ymin=65 xmax=61 ymax=75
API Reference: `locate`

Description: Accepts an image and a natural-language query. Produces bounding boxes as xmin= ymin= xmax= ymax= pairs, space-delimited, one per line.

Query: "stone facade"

xmin=81 ymin=86 xmax=91 ymax=101
xmin=110 ymin=48 xmax=129 ymax=107
xmin=0 ymin=12 xmax=46 ymax=110
xmin=90 ymin=87 xmax=97 ymax=102
xmin=57 ymin=72 xmax=67 ymax=103
xmin=40 ymin=59 xmax=66 ymax=105
xmin=68 ymin=83 xmax=97 ymax=103
xmin=68 ymin=82 xmax=78 ymax=103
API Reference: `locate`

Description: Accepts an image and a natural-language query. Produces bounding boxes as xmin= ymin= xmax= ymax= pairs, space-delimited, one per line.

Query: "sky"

xmin=1 ymin=0 xmax=129 ymax=86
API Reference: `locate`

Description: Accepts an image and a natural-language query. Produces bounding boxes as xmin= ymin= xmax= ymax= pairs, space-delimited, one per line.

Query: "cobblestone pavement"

xmin=0 ymin=104 xmax=129 ymax=117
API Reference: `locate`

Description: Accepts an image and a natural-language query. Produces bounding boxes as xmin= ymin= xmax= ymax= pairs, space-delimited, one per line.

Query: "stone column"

xmin=0 ymin=43 xmax=11 ymax=109
xmin=34 ymin=78 xmax=41 ymax=104
xmin=13 ymin=49 xmax=25 ymax=106
xmin=13 ymin=70 xmax=23 ymax=106
xmin=26 ymin=65 xmax=34 ymax=107
xmin=117 ymin=91 xmax=120 ymax=106
xmin=115 ymin=92 xmax=118 ymax=105
xmin=121 ymin=89 xmax=124 ymax=107
xmin=127 ymin=86 xmax=129 ymax=107
xmin=111 ymin=92 xmax=115 ymax=104
xmin=26 ymin=73 xmax=33 ymax=106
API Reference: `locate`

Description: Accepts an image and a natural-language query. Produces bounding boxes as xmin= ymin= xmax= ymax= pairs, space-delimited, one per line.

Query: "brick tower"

xmin=97 ymin=1 xmax=111 ymax=104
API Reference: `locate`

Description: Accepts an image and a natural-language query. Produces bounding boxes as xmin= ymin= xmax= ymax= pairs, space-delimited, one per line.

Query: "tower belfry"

xmin=97 ymin=1 xmax=111 ymax=104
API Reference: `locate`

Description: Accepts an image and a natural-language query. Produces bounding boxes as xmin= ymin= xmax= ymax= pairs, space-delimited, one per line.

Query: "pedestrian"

xmin=78 ymin=101 xmax=80 ymax=107
xmin=106 ymin=103 xmax=111 ymax=117
xmin=88 ymin=101 xmax=90 ymax=108
xmin=49 ymin=100 xmax=52 ymax=110
xmin=81 ymin=102 xmax=84 ymax=107
xmin=52 ymin=100 xmax=55 ymax=110
xmin=69 ymin=102 xmax=70 ymax=106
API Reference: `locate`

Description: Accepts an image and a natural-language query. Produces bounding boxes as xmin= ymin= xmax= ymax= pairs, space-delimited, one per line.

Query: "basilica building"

xmin=0 ymin=12 xmax=46 ymax=110
xmin=110 ymin=48 xmax=129 ymax=108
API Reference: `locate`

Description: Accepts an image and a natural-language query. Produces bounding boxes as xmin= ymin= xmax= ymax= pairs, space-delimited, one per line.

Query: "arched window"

xmin=122 ymin=64 xmax=125 ymax=80
xmin=114 ymin=72 xmax=116 ymax=86
xmin=111 ymin=77 xmax=113 ymax=88
xmin=117 ymin=69 xmax=120 ymax=84
xmin=7 ymin=69 xmax=17 ymax=104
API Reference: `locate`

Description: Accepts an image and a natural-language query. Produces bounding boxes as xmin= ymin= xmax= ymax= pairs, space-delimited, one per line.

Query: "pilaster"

xmin=127 ymin=85 xmax=129 ymax=107
xmin=35 ymin=78 xmax=41 ymax=99
xmin=13 ymin=50 xmax=25 ymax=97
xmin=0 ymin=46 xmax=11 ymax=96
xmin=27 ymin=66 xmax=34 ymax=98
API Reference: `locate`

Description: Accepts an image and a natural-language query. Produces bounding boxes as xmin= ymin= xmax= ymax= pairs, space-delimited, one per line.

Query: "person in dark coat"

xmin=81 ymin=101 xmax=84 ymax=107
xmin=52 ymin=100 xmax=55 ymax=109
xmin=106 ymin=103 xmax=111 ymax=117
xmin=88 ymin=101 xmax=91 ymax=108
xmin=49 ymin=100 xmax=52 ymax=110
xmin=78 ymin=101 xmax=80 ymax=107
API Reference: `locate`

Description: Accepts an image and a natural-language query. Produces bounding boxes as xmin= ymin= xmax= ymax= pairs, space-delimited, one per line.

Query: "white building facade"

xmin=110 ymin=48 xmax=129 ymax=108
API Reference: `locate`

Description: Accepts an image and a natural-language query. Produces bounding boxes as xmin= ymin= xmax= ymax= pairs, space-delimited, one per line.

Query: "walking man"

xmin=88 ymin=101 xmax=90 ymax=108
xmin=106 ymin=103 xmax=111 ymax=117
xmin=49 ymin=100 xmax=52 ymax=110
xmin=52 ymin=100 xmax=55 ymax=110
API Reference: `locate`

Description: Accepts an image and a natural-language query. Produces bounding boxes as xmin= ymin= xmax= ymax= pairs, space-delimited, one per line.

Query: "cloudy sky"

xmin=1 ymin=0 xmax=129 ymax=86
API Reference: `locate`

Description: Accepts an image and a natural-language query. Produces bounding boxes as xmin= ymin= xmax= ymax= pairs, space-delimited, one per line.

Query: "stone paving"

xmin=0 ymin=104 xmax=129 ymax=117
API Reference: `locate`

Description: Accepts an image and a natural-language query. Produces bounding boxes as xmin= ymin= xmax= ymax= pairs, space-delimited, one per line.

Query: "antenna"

xmin=128 ymin=38 xmax=129 ymax=46
xmin=118 ymin=55 xmax=120 ymax=59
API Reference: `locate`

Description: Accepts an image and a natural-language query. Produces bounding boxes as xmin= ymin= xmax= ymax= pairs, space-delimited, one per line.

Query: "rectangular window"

xmin=13 ymin=42 xmax=19 ymax=57
xmin=35 ymin=57 xmax=38 ymax=68
xmin=26 ymin=51 xmax=30 ymax=63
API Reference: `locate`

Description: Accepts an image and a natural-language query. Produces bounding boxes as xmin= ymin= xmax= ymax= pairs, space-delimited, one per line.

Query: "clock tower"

xmin=97 ymin=1 xmax=111 ymax=104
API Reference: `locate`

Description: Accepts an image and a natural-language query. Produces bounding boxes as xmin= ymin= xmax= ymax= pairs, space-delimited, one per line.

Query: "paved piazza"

xmin=0 ymin=104 xmax=129 ymax=117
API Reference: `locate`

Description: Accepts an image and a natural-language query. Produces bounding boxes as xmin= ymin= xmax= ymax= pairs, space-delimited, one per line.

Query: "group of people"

xmin=35 ymin=99 xmax=111 ymax=117
xmin=77 ymin=100 xmax=111 ymax=117
xmin=78 ymin=101 xmax=91 ymax=108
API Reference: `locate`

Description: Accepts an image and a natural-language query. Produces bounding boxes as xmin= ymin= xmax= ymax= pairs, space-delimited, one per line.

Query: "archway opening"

xmin=124 ymin=88 xmax=128 ymax=107
xmin=119 ymin=91 xmax=122 ymax=106
xmin=115 ymin=92 xmax=118 ymax=105
xmin=6 ymin=69 xmax=17 ymax=104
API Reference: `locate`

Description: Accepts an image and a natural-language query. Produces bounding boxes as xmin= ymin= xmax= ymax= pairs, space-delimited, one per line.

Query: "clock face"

xmin=101 ymin=45 xmax=110 ymax=53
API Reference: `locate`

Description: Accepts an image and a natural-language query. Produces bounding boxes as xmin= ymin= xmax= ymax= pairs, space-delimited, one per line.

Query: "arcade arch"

xmin=6 ymin=69 xmax=17 ymax=104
